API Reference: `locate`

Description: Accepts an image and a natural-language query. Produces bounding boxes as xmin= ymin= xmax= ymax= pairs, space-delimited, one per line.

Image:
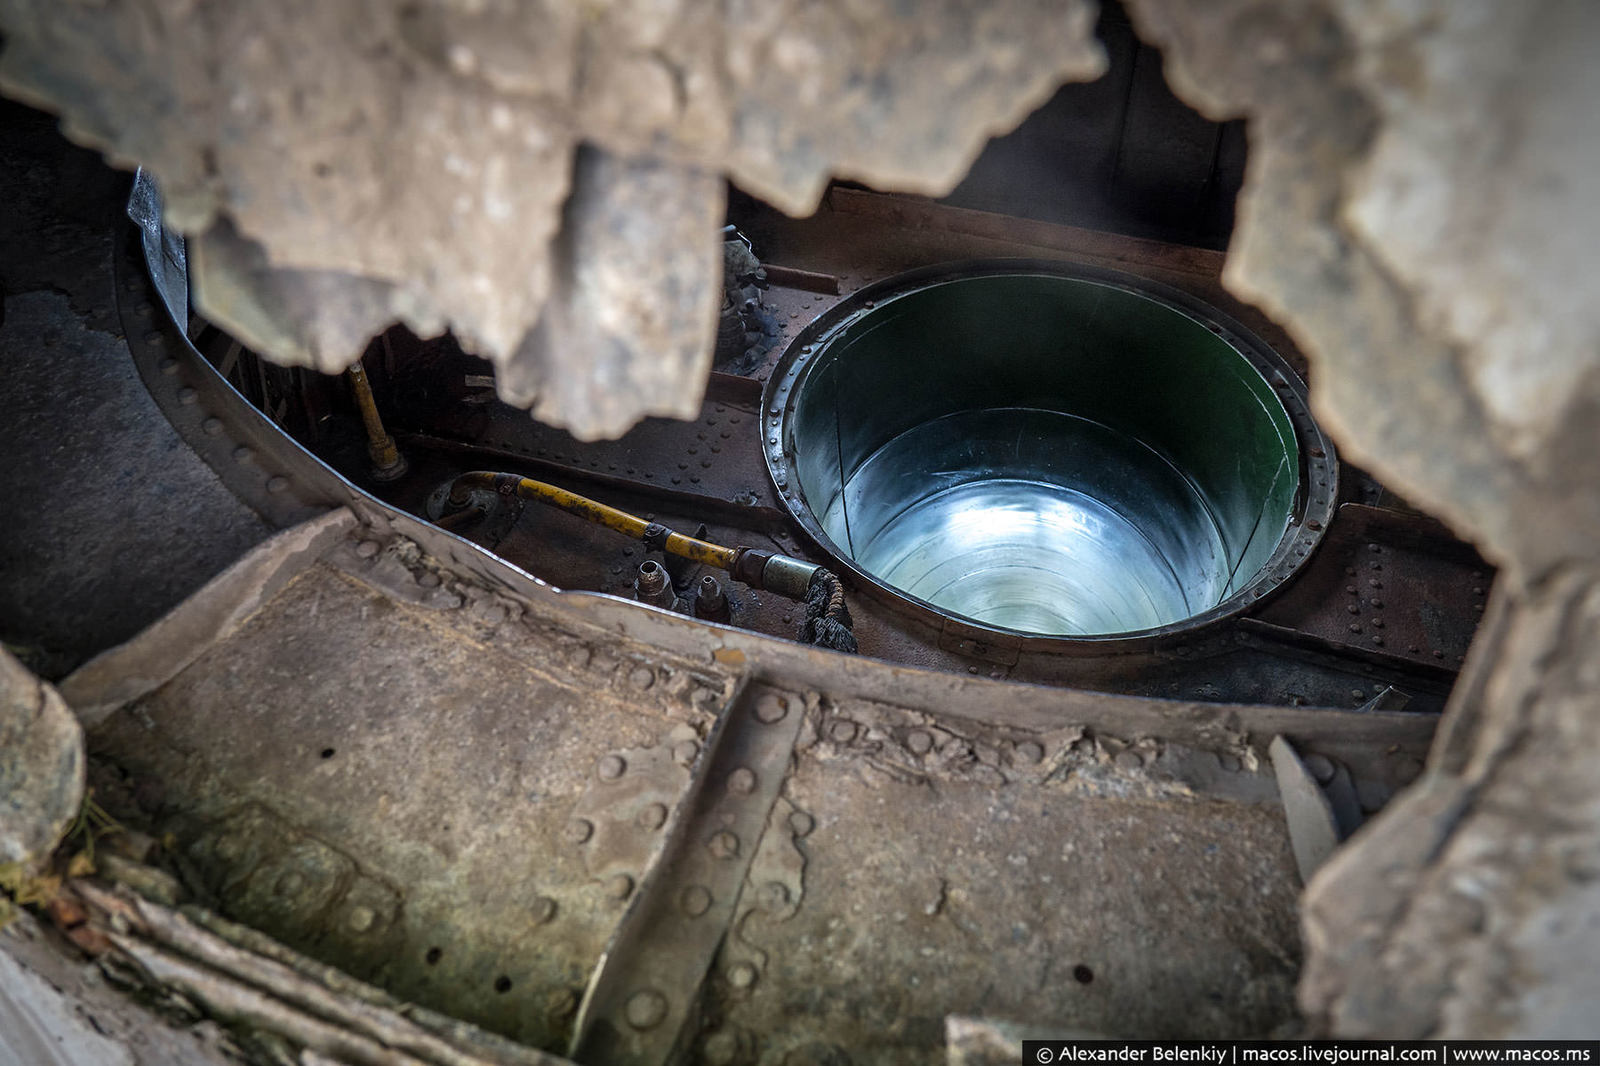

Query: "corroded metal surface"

xmin=68 ymin=505 xmax=1438 ymax=1057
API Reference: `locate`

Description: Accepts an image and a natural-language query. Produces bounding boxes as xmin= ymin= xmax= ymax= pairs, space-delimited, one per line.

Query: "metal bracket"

xmin=569 ymin=678 xmax=808 ymax=1065
xmin=641 ymin=523 xmax=671 ymax=554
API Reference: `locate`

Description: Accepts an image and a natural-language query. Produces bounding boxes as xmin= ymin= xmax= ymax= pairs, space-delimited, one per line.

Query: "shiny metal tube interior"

xmin=781 ymin=270 xmax=1304 ymax=638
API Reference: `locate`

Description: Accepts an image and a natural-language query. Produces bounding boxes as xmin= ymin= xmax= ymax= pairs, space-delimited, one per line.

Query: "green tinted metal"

xmin=782 ymin=271 xmax=1304 ymax=638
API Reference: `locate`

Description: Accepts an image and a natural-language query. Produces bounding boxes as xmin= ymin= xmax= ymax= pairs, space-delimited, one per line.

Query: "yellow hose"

xmin=448 ymin=471 xmax=738 ymax=570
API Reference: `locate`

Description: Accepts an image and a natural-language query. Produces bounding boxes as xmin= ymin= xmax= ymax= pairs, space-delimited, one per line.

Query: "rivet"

xmin=704 ymin=1030 xmax=741 ymax=1066
xmin=1307 ymin=520 xmax=1322 ymax=531
xmin=727 ymin=768 xmax=758 ymax=795
xmin=547 ymin=988 xmax=579 ymax=1018
xmin=1408 ymin=645 xmax=1420 ymax=653
xmin=1371 ymin=599 xmax=1384 ymax=608
xmin=1372 ymin=618 xmax=1385 ymax=628
xmin=201 ymin=416 xmax=224 ymax=436
xmin=727 ymin=962 xmax=758 ymax=989
xmin=628 ymin=666 xmax=655 ymax=690
xmin=355 ymin=540 xmax=381 ymax=559
xmin=1348 ymin=624 xmax=1361 ymax=634
xmin=1372 ymin=635 xmax=1385 ymax=646
xmin=1304 ymin=754 xmax=1336 ymax=784
xmin=532 ymin=896 xmax=558 ymax=925
xmin=754 ymin=693 xmax=789 ymax=724
xmin=789 ymin=810 xmax=816 ymax=837
xmin=757 ymin=880 xmax=790 ymax=912
xmin=598 ymin=754 xmax=627 ymax=780
xmin=1351 ymin=689 xmax=1365 ymax=701
xmin=1345 ymin=585 xmax=1358 ymax=595
xmin=347 ymin=905 xmax=375 ymax=932
xmin=1347 ymin=604 xmax=1360 ymax=615
xmin=1433 ymin=649 xmax=1445 ymax=659
xmin=564 ymin=818 xmax=594 ymax=844
xmin=266 ymin=476 xmax=289 ymax=493
xmin=1014 ymin=740 xmax=1044 ymax=765
xmin=828 ymin=719 xmax=858 ymax=743
xmin=708 ymin=831 xmax=740 ymax=859
xmin=680 ymin=884 xmax=713 ymax=917
xmin=143 ymin=329 xmax=163 ymax=344
xmin=606 ymin=874 xmax=634 ymax=900
xmin=625 ymin=989 xmax=668 ymax=1030
xmin=158 ymin=357 xmax=180 ymax=375
xmin=177 ymin=387 xmax=198 ymax=405
xmin=673 ymin=740 xmax=699 ymax=765
xmin=906 ymin=730 xmax=934 ymax=756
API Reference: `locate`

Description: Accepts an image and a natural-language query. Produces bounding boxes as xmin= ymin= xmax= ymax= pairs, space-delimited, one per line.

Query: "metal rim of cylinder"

xmin=761 ymin=258 xmax=1340 ymax=652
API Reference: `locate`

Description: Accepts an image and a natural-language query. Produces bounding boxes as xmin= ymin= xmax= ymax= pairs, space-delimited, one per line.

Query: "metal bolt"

xmin=177 ymin=387 xmax=198 ymax=405
xmin=158 ymin=357 xmax=180 ymax=375
xmin=625 ymin=989 xmax=668 ymax=1030
xmin=728 ymin=768 xmax=758 ymax=795
xmin=708 ymin=831 xmax=740 ymax=859
xmin=202 ymin=417 xmax=224 ymax=436
xmin=564 ymin=818 xmax=594 ymax=844
xmin=606 ymin=874 xmax=634 ymax=900
xmin=355 ymin=539 xmax=381 ymax=560
xmin=266 ymin=476 xmax=289 ymax=493
xmin=1014 ymin=740 xmax=1044 ymax=765
xmin=598 ymin=754 xmax=627 ymax=780
xmin=829 ymin=719 xmax=859 ymax=744
xmin=637 ymin=803 xmax=669 ymax=830
xmin=727 ymin=962 xmax=758 ymax=990
xmin=347 ymin=906 xmax=376 ymax=933
xmin=673 ymin=740 xmax=699 ymax=765
xmin=680 ymin=885 xmax=713 ymax=917
xmin=755 ymin=694 xmax=789 ymax=723
xmin=906 ymin=730 xmax=934 ymax=756
xmin=532 ymin=896 xmax=558 ymax=925
xmin=789 ymin=811 xmax=815 ymax=837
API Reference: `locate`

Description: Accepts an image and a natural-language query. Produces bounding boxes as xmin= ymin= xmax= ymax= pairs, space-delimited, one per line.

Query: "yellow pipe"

xmin=449 ymin=471 xmax=738 ymax=570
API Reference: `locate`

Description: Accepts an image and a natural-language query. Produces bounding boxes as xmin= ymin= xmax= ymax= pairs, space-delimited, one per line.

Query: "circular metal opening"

xmin=765 ymin=261 xmax=1335 ymax=641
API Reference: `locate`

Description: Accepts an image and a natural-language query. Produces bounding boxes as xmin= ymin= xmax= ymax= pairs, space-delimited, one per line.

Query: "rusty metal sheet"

xmin=1254 ymin=503 xmax=1491 ymax=673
